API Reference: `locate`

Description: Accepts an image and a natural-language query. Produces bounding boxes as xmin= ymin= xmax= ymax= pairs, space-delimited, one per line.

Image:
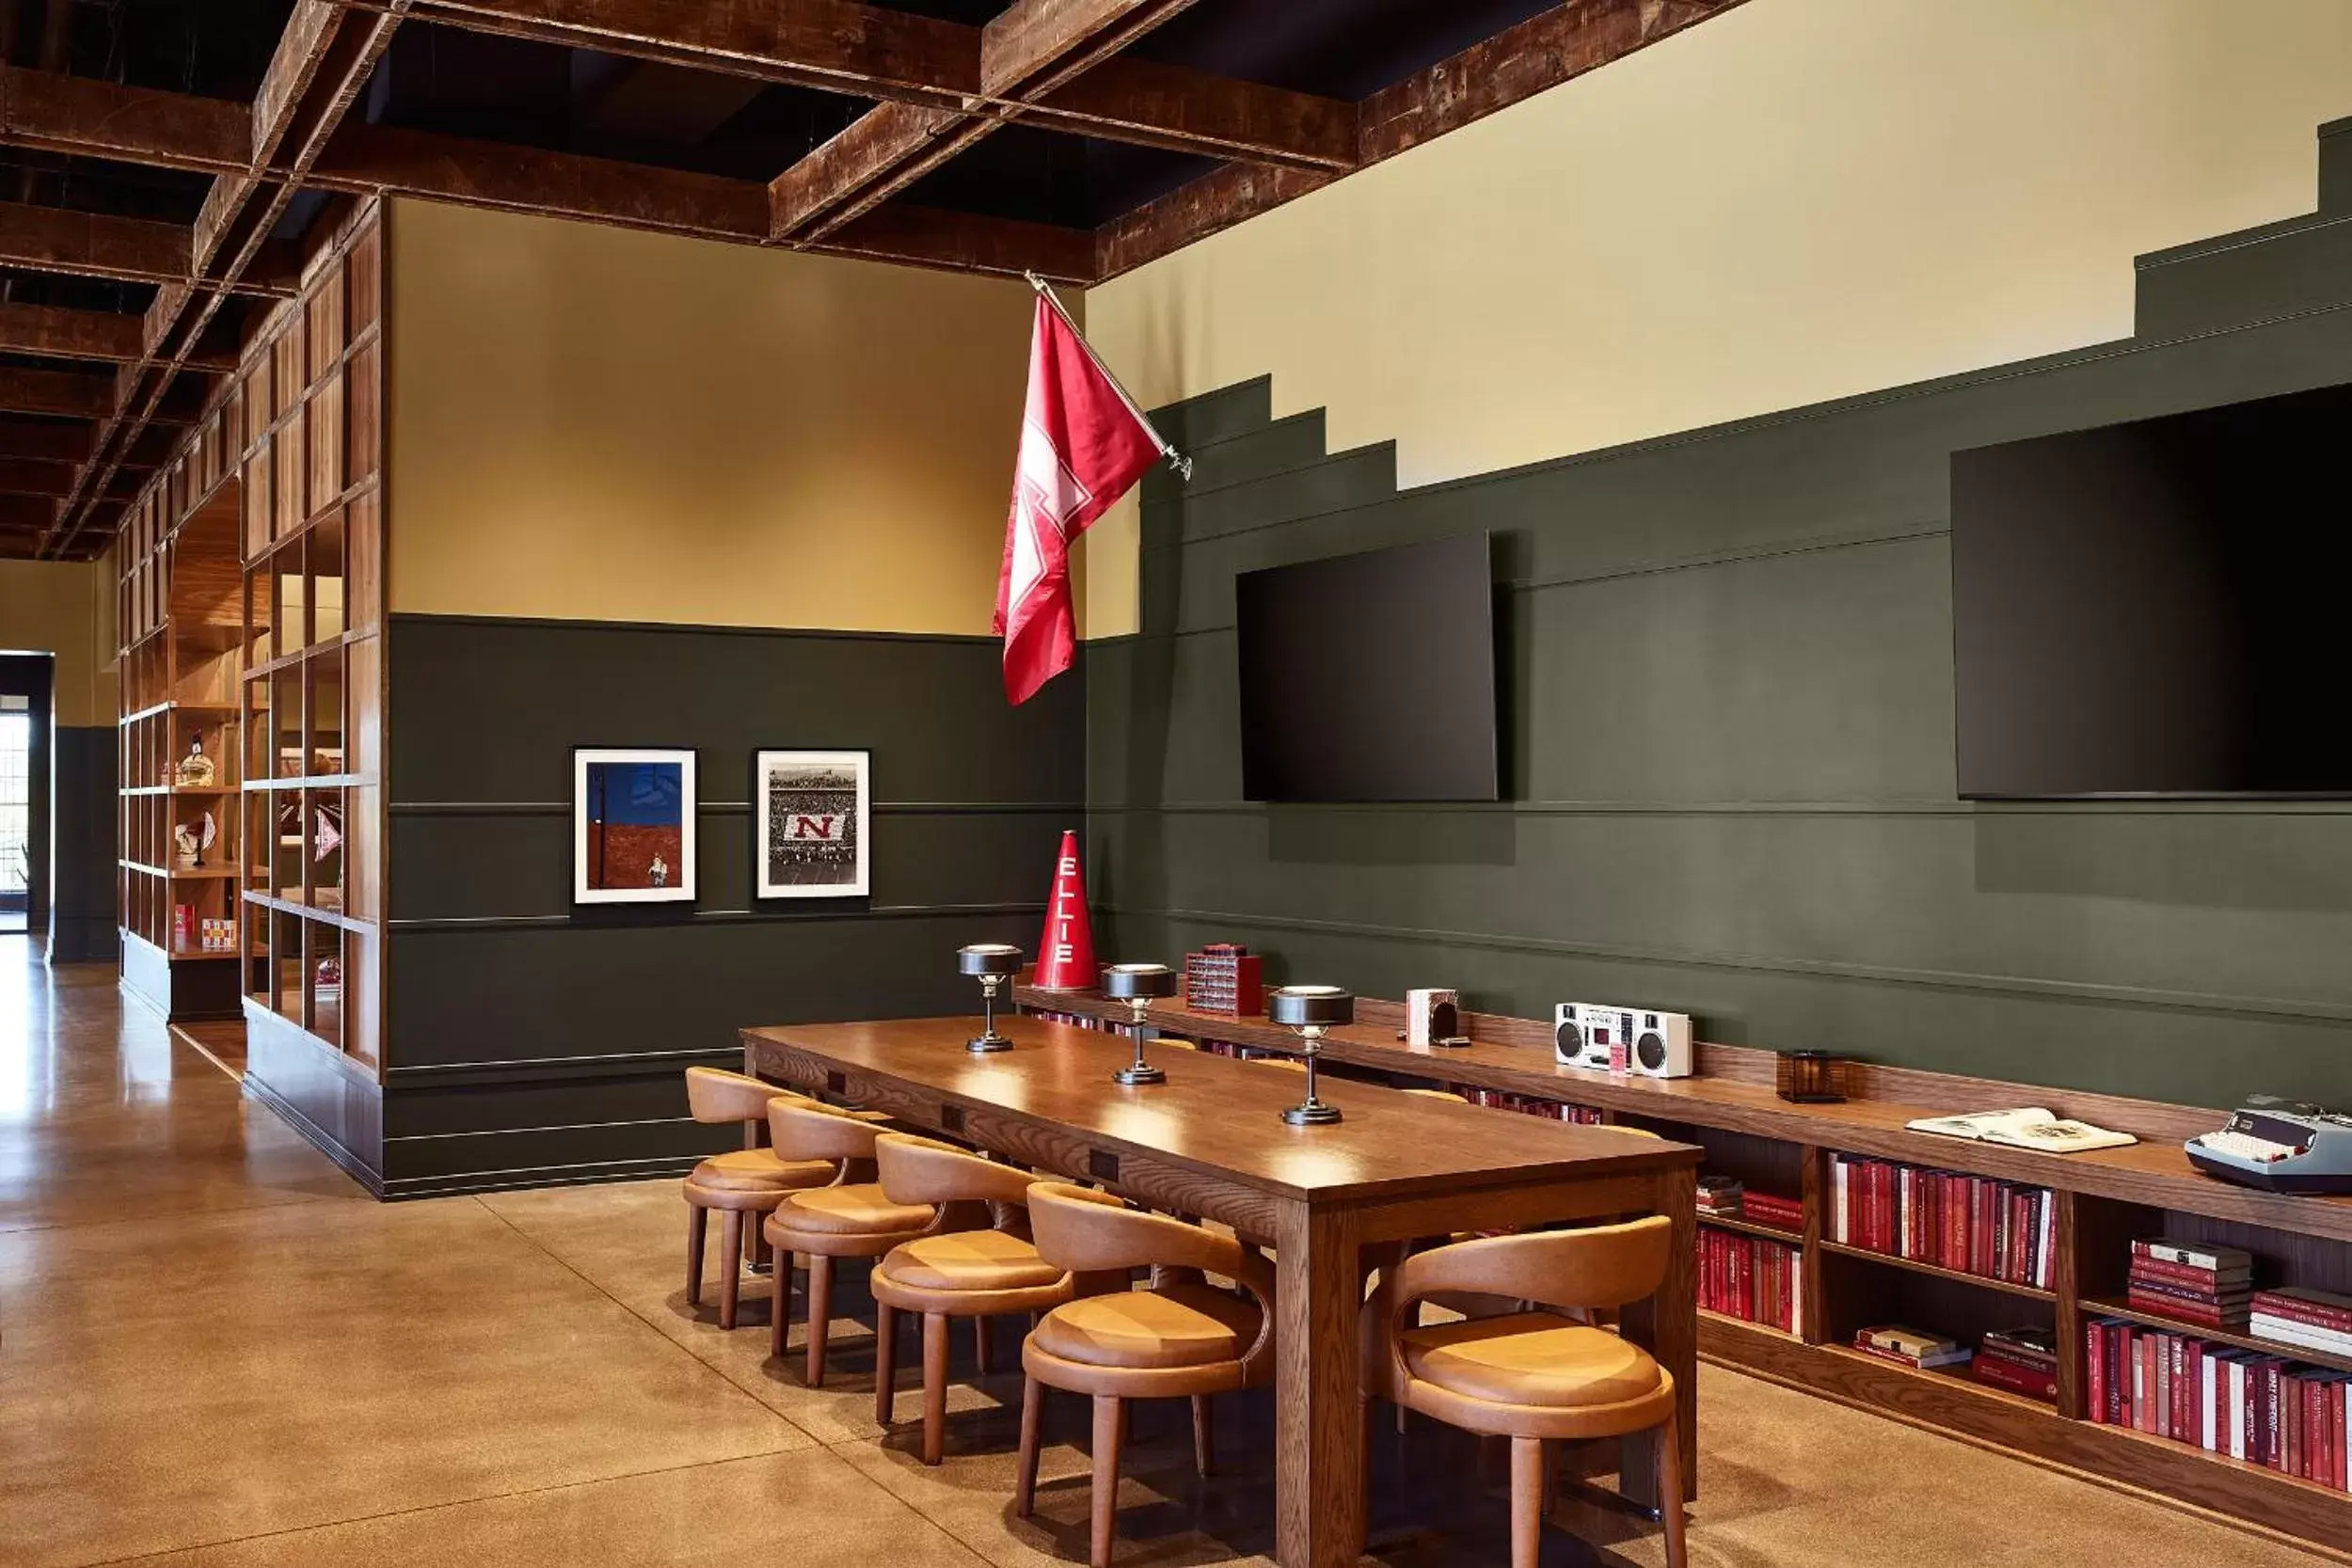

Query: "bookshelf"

xmin=1017 ymin=980 xmax=2352 ymax=1557
xmin=114 ymin=457 xmax=246 ymax=1020
xmin=109 ymin=198 xmax=385 ymax=1079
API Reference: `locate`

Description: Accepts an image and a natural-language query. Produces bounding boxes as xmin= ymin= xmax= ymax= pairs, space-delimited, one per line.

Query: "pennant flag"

xmin=994 ymin=284 xmax=1180 ymax=705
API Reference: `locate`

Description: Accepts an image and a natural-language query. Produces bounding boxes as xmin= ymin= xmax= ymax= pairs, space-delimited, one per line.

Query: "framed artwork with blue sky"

xmin=573 ymin=748 xmax=696 ymax=904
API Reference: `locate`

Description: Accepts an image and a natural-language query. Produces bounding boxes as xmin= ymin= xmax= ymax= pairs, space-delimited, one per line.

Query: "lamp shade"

xmin=1103 ymin=961 xmax=1177 ymax=1001
xmin=958 ymin=942 xmax=1025 ymax=978
xmin=1269 ymin=985 xmax=1353 ymax=1028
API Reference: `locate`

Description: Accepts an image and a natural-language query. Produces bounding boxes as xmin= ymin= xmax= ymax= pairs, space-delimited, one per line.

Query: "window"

xmin=0 ymin=694 xmax=28 ymax=914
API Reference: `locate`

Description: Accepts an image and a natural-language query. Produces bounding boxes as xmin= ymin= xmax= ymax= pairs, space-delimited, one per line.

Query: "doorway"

xmin=0 ymin=656 xmax=52 ymax=944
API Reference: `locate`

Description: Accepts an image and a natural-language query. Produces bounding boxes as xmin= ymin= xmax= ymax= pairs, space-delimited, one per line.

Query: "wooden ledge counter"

xmin=742 ymin=1014 xmax=1701 ymax=1568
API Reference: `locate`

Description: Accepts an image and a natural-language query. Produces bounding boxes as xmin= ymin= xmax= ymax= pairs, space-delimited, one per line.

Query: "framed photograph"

xmin=574 ymin=747 xmax=697 ymax=904
xmin=755 ymin=749 xmax=870 ymax=899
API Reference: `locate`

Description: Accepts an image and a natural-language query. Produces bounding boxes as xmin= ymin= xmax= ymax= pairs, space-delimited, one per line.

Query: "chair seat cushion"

xmin=690 ymin=1148 xmax=836 ymax=1193
xmin=879 ymin=1229 xmax=1064 ymax=1292
xmin=1031 ymin=1283 xmax=1260 ymax=1370
xmin=774 ymin=1182 xmax=934 ymax=1236
xmin=1401 ymin=1311 xmax=1663 ymax=1409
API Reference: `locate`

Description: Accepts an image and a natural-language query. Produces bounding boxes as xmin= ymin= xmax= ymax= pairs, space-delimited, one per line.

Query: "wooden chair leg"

xmin=1658 ymin=1408 xmax=1689 ymax=1568
xmin=975 ymin=1313 xmax=993 ymax=1374
xmin=1090 ymin=1394 xmax=1126 ymax=1568
xmin=1015 ymin=1374 xmax=1044 ymax=1518
xmin=1191 ymin=1393 xmax=1215 ymax=1476
xmin=769 ymin=1246 xmax=793 ymax=1359
xmin=923 ymin=1311 xmax=951 ymax=1465
xmin=804 ymin=1253 xmax=834 ymax=1386
xmin=1538 ymin=1436 xmax=1556 ymax=1518
xmin=685 ymin=1204 xmax=707 ymax=1307
xmin=873 ymin=1300 xmax=898 ymax=1425
xmin=1509 ymin=1434 xmax=1545 ymax=1568
xmin=718 ymin=1211 xmax=743 ymax=1330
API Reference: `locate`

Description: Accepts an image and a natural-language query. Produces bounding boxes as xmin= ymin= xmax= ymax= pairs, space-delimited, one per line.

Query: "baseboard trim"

xmin=379 ymin=1154 xmax=701 ymax=1201
xmin=243 ymin=1074 xmax=385 ymax=1198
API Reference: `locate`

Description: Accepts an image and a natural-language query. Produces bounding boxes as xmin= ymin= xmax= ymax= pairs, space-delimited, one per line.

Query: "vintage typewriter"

xmin=2185 ymin=1097 xmax=2352 ymax=1195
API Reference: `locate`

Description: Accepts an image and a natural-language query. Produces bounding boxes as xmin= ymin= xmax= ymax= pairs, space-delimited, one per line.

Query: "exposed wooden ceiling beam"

xmin=410 ymin=0 xmax=978 ymax=104
xmin=0 ymin=199 xmax=297 ymax=297
xmin=771 ymin=0 xmax=1204 ymax=245
xmin=0 ymin=301 xmax=236 ymax=372
xmin=1098 ymin=0 xmax=1748 ymax=279
xmin=0 ymin=455 xmax=138 ymax=501
xmin=0 ymin=416 xmax=95 ymax=464
xmin=0 ymin=493 xmax=57 ymax=533
xmin=0 ymin=364 xmax=114 ymax=420
xmin=0 ymin=65 xmax=249 ymax=174
xmin=306 ymin=119 xmax=1095 ymax=279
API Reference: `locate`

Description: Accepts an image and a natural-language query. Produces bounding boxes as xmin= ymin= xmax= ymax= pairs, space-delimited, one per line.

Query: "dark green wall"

xmin=380 ymin=613 xmax=1083 ymax=1196
xmin=48 ymin=724 xmax=118 ymax=964
xmin=1087 ymin=116 xmax=2352 ymax=1115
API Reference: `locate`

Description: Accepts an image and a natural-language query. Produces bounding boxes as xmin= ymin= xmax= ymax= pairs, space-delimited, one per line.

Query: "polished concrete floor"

xmin=0 ymin=938 xmax=2334 ymax=1568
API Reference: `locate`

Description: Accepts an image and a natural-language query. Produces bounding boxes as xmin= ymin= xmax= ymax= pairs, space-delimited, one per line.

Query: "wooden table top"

xmin=741 ymin=1016 xmax=1699 ymax=1204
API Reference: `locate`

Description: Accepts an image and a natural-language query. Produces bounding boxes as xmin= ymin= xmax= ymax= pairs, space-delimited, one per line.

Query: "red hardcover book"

xmin=2265 ymin=1363 xmax=2284 ymax=1470
xmin=2086 ymin=1321 xmax=2107 ymax=1422
xmin=2113 ymin=1325 xmax=2132 ymax=1426
xmin=2134 ymin=1257 xmax=2253 ymax=1290
xmin=2125 ymin=1291 xmax=2244 ymax=1328
xmin=1944 ymin=1174 xmax=1964 ymax=1270
xmin=1974 ymin=1350 xmax=2060 ymax=1402
xmin=2249 ymin=1291 xmax=2352 ymax=1334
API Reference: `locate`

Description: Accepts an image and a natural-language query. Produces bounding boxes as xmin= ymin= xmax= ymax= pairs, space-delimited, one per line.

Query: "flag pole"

xmin=1025 ymin=271 xmax=1192 ymax=481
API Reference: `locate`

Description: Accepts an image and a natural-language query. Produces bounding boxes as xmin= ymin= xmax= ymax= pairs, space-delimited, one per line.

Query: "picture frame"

xmin=573 ymin=747 xmax=697 ymax=905
xmin=755 ymin=749 xmax=871 ymax=900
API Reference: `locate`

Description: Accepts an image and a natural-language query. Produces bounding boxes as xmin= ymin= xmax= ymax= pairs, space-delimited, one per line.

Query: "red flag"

xmin=994 ymin=293 xmax=1166 ymax=705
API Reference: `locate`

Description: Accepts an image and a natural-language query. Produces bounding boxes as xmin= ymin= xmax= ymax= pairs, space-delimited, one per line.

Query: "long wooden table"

xmin=742 ymin=1015 xmax=1701 ymax=1568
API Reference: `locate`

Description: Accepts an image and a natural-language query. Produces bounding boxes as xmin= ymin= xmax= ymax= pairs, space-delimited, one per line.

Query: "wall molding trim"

xmin=1114 ymin=905 xmax=2352 ymax=1027
xmin=384 ymin=1046 xmax=740 ymax=1083
xmin=389 ymin=899 xmax=1045 ymax=934
xmin=389 ymin=800 xmax=1086 ymax=816
xmin=388 ymin=610 xmax=1001 ymax=646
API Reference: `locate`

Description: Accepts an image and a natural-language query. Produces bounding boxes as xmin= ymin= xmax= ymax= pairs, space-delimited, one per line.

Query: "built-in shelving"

xmin=1019 ymin=980 xmax=2352 ymax=1557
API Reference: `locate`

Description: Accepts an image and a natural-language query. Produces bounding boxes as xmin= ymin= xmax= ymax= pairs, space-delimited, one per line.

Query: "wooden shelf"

xmin=1030 ymin=978 xmax=2352 ymax=1554
xmin=1018 ymin=982 xmax=2352 ymax=1246
xmin=2079 ymin=1297 xmax=2352 ymax=1376
xmin=119 ymin=860 xmax=241 ymax=880
xmin=120 ymin=700 xmax=238 ymax=725
xmin=1820 ymin=1240 xmax=2057 ymax=1302
xmin=1698 ymin=1212 xmax=1804 ymax=1244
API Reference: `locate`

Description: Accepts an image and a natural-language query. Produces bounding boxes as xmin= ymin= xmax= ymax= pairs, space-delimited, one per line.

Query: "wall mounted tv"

xmin=1235 ymin=532 xmax=1500 ymax=802
xmin=1951 ymin=381 xmax=2352 ymax=799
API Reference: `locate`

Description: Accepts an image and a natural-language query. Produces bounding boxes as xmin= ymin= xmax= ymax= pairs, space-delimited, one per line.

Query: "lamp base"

xmin=965 ymin=1032 xmax=1013 ymax=1054
xmin=1112 ymin=1063 xmax=1168 ymax=1086
xmin=1282 ymin=1101 xmax=1343 ymax=1127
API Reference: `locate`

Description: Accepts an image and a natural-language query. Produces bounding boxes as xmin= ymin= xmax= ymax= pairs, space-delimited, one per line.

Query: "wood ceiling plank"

xmin=0 ymin=365 xmax=119 ymax=421
xmin=0 ymin=416 xmax=95 ymax=464
xmin=0 ymin=301 xmax=235 ymax=372
xmin=1029 ymin=55 xmax=1353 ymax=171
xmin=818 ymin=202 xmax=1094 ymax=282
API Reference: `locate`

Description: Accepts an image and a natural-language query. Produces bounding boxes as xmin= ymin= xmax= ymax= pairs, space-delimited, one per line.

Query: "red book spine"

xmin=1945 ymin=1174 xmax=1964 ymax=1270
xmin=2134 ymin=1257 xmax=2249 ymax=1289
xmin=2265 ymin=1364 xmax=2283 ymax=1470
xmin=2125 ymin=1291 xmax=2240 ymax=1328
xmin=2087 ymin=1321 xmax=2107 ymax=1423
xmin=1974 ymin=1351 xmax=2060 ymax=1401
xmin=2250 ymin=1295 xmax=2352 ymax=1335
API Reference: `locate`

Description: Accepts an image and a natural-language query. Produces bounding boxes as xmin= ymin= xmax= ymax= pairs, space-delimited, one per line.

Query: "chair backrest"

xmin=1391 ymin=1215 xmax=1673 ymax=1317
xmin=686 ymin=1066 xmax=804 ymax=1125
xmin=1027 ymin=1182 xmax=1244 ymax=1279
xmin=875 ymin=1133 xmax=1041 ymax=1208
xmin=768 ymin=1098 xmax=888 ymax=1162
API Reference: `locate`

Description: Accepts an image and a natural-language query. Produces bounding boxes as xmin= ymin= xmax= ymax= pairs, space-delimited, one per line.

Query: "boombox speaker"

xmin=1554 ymin=1003 xmax=1694 ymax=1078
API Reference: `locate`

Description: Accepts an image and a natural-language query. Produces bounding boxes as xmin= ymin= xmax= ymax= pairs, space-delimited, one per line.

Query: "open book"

xmin=1903 ymin=1107 xmax=2137 ymax=1154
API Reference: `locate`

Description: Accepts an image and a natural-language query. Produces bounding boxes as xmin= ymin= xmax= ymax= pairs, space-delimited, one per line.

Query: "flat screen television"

xmin=1235 ymin=532 xmax=1500 ymax=802
xmin=1950 ymin=381 xmax=2352 ymax=799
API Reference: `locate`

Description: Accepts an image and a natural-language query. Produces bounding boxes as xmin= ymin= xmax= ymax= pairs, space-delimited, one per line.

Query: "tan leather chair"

xmin=1017 ymin=1182 xmax=1277 ymax=1568
xmin=1361 ymin=1216 xmax=1687 ymax=1568
xmin=763 ymin=1100 xmax=946 ymax=1385
xmin=869 ymin=1134 xmax=1075 ymax=1464
xmin=680 ymin=1068 xmax=836 ymax=1330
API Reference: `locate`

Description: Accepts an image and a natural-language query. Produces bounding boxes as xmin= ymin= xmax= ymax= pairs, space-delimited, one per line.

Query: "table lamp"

xmin=1268 ymin=984 xmax=1352 ymax=1126
xmin=1103 ymin=961 xmax=1178 ymax=1085
xmin=957 ymin=942 xmax=1024 ymax=1053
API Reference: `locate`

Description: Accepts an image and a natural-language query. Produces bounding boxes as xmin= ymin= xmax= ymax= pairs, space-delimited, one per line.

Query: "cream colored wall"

xmin=1084 ymin=0 xmax=2352 ymax=637
xmin=0 ymin=558 xmax=117 ymax=727
xmin=389 ymin=199 xmax=1054 ymax=634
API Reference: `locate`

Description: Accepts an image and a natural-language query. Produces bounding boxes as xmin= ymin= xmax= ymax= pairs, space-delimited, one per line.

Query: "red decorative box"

xmin=1184 ymin=943 xmax=1263 ymax=1016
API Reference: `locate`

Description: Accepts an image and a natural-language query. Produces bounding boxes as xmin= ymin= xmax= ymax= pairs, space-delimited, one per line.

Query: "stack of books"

xmin=1828 ymin=1155 xmax=2055 ymax=1289
xmin=1973 ymin=1325 xmax=2060 ymax=1402
xmin=2250 ymin=1288 xmax=2352 ymax=1360
xmin=1697 ymin=1176 xmax=1744 ymax=1217
xmin=1742 ymin=1190 xmax=1804 ymax=1233
xmin=2087 ymin=1319 xmax=2351 ymax=1489
xmin=2127 ymin=1238 xmax=2253 ymax=1329
xmin=1699 ymin=1228 xmax=1801 ymax=1333
xmin=1851 ymin=1324 xmax=1972 ymax=1370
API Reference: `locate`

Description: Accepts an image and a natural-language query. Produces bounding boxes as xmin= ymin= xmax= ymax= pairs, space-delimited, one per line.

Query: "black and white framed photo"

xmin=755 ymin=749 xmax=870 ymax=899
xmin=573 ymin=747 xmax=697 ymax=904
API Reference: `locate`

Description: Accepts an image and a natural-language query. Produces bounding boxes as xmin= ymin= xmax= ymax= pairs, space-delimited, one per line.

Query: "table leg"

xmin=1274 ymin=1201 xmax=1363 ymax=1568
xmin=1615 ymin=1164 xmax=1696 ymax=1509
